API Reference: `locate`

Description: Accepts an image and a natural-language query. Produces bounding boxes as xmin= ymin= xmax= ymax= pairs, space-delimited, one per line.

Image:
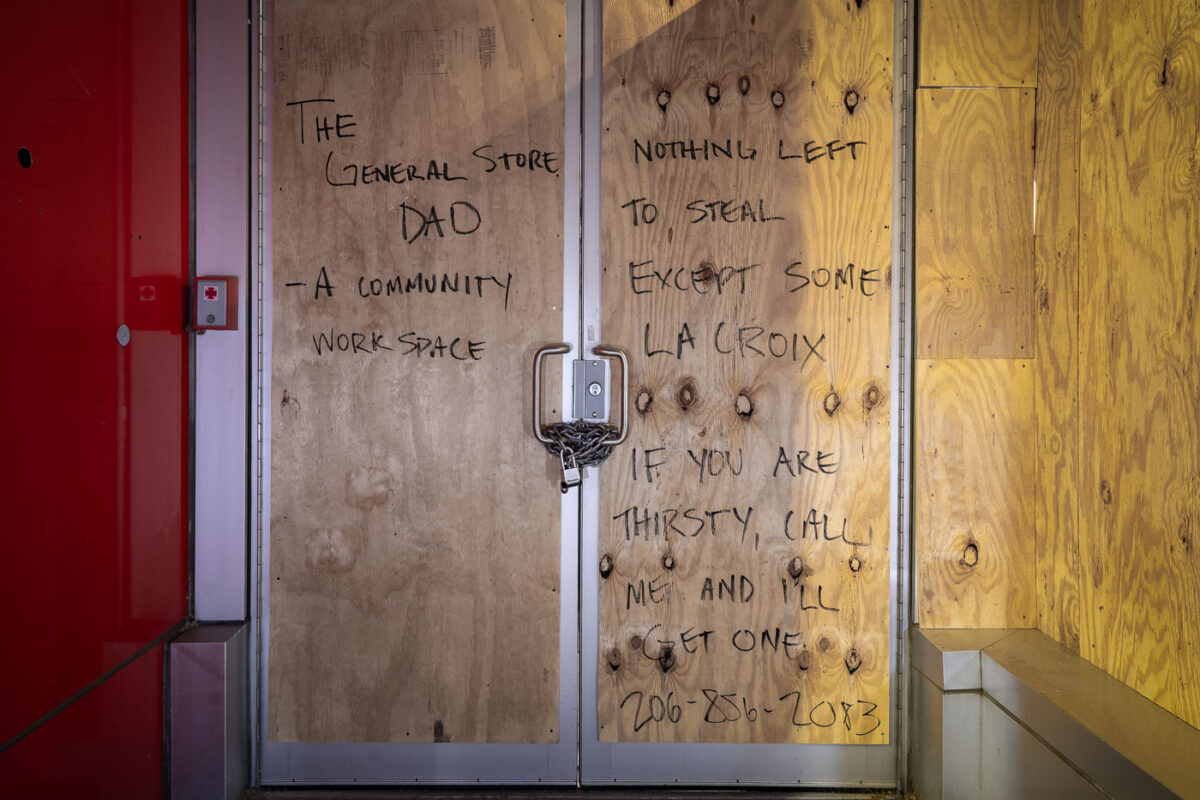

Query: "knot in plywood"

xmin=843 ymin=89 xmax=860 ymax=115
xmin=635 ymin=388 xmax=654 ymax=415
xmin=823 ymin=390 xmax=842 ymax=415
xmin=735 ymin=391 xmax=755 ymax=417
xmin=677 ymin=378 xmax=698 ymax=410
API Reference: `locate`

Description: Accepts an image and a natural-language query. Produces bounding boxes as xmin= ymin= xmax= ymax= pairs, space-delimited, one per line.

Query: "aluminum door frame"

xmin=577 ymin=0 xmax=913 ymax=787
xmin=249 ymin=0 xmax=583 ymax=784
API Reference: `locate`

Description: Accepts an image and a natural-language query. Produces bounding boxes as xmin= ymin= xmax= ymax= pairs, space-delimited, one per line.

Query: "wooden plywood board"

xmin=1077 ymin=0 xmax=1200 ymax=732
xmin=1033 ymin=0 xmax=1083 ymax=654
xmin=598 ymin=0 xmax=893 ymax=744
xmin=918 ymin=0 xmax=1039 ymax=88
xmin=916 ymin=359 xmax=1036 ymax=629
xmin=916 ymin=88 xmax=1035 ymax=359
xmin=269 ymin=0 xmax=565 ymax=744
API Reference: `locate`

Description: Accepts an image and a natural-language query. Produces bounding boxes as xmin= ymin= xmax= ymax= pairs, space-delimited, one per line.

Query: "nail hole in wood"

xmin=599 ymin=553 xmax=614 ymax=578
xmin=787 ymin=556 xmax=804 ymax=579
xmin=635 ymin=389 xmax=654 ymax=415
xmin=771 ymin=89 xmax=786 ymax=109
xmin=845 ymin=648 xmax=862 ymax=674
xmin=656 ymin=89 xmax=672 ymax=111
xmin=824 ymin=391 xmax=841 ymax=415
xmin=738 ymin=75 xmax=751 ymax=95
xmin=706 ymin=83 xmax=721 ymax=105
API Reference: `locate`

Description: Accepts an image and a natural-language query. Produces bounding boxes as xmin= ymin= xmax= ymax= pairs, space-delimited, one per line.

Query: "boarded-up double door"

xmin=263 ymin=0 xmax=897 ymax=786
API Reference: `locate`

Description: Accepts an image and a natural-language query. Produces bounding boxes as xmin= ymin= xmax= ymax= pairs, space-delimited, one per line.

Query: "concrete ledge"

xmin=909 ymin=626 xmax=1199 ymax=800
xmin=170 ymin=623 xmax=250 ymax=800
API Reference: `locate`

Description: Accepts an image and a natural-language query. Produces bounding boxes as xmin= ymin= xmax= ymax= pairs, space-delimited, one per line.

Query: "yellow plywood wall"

xmin=1076 ymin=0 xmax=1200 ymax=732
xmin=916 ymin=0 xmax=1200 ymax=732
xmin=598 ymin=0 xmax=893 ymax=744
xmin=915 ymin=87 xmax=1035 ymax=359
xmin=269 ymin=0 xmax=565 ymax=743
xmin=1032 ymin=0 xmax=1083 ymax=654
xmin=918 ymin=0 xmax=1039 ymax=88
xmin=915 ymin=359 xmax=1034 ymax=629
xmin=914 ymin=1 xmax=1038 ymax=632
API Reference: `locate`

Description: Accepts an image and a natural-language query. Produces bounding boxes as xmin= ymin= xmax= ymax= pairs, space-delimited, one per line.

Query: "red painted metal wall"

xmin=0 ymin=0 xmax=189 ymax=795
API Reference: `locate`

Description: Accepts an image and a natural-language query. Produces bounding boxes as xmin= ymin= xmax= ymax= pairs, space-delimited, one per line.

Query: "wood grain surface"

xmin=918 ymin=0 xmax=1039 ymax=88
xmin=1077 ymin=0 xmax=1200 ymax=731
xmin=269 ymin=0 xmax=566 ymax=744
xmin=598 ymin=0 xmax=893 ymax=744
xmin=916 ymin=358 xmax=1036 ymax=629
xmin=916 ymin=87 xmax=1035 ymax=359
xmin=1033 ymin=0 xmax=1083 ymax=655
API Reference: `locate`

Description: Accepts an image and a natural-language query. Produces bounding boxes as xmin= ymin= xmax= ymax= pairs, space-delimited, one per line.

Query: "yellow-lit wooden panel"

xmin=916 ymin=359 xmax=1036 ymax=629
xmin=598 ymin=0 xmax=893 ymax=744
xmin=918 ymin=0 xmax=1039 ymax=88
xmin=916 ymin=88 xmax=1035 ymax=359
xmin=1033 ymin=0 xmax=1083 ymax=654
xmin=269 ymin=0 xmax=565 ymax=743
xmin=1077 ymin=0 xmax=1200 ymax=731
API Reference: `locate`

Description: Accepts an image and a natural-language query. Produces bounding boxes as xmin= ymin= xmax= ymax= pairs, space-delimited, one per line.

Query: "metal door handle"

xmin=532 ymin=343 xmax=629 ymax=446
xmin=532 ymin=342 xmax=572 ymax=444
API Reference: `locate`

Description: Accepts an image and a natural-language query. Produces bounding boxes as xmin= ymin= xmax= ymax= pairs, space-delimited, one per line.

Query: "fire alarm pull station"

xmin=193 ymin=277 xmax=238 ymax=331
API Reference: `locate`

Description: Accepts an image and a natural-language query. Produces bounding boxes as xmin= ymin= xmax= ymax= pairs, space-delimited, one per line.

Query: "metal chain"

xmin=539 ymin=419 xmax=616 ymax=468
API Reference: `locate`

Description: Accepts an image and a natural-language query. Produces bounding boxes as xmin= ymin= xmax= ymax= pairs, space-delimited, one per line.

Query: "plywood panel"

xmin=916 ymin=359 xmax=1036 ymax=629
xmin=598 ymin=0 xmax=893 ymax=744
xmin=1033 ymin=0 xmax=1083 ymax=654
xmin=918 ymin=0 xmax=1039 ymax=88
xmin=269 ymin=0 xmax=565 ymax=743
xmin=916 ymin=88 xmax=1035 ymax=359
xmin=1077 ymin=0 xmax=1200 ymax=731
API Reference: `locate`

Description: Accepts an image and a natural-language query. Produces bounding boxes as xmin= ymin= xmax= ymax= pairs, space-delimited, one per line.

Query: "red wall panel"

xmin=0 ymin=0 xmax=189 ymax=777
xmin=0 ymin=644 xmax=166 ymax=800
